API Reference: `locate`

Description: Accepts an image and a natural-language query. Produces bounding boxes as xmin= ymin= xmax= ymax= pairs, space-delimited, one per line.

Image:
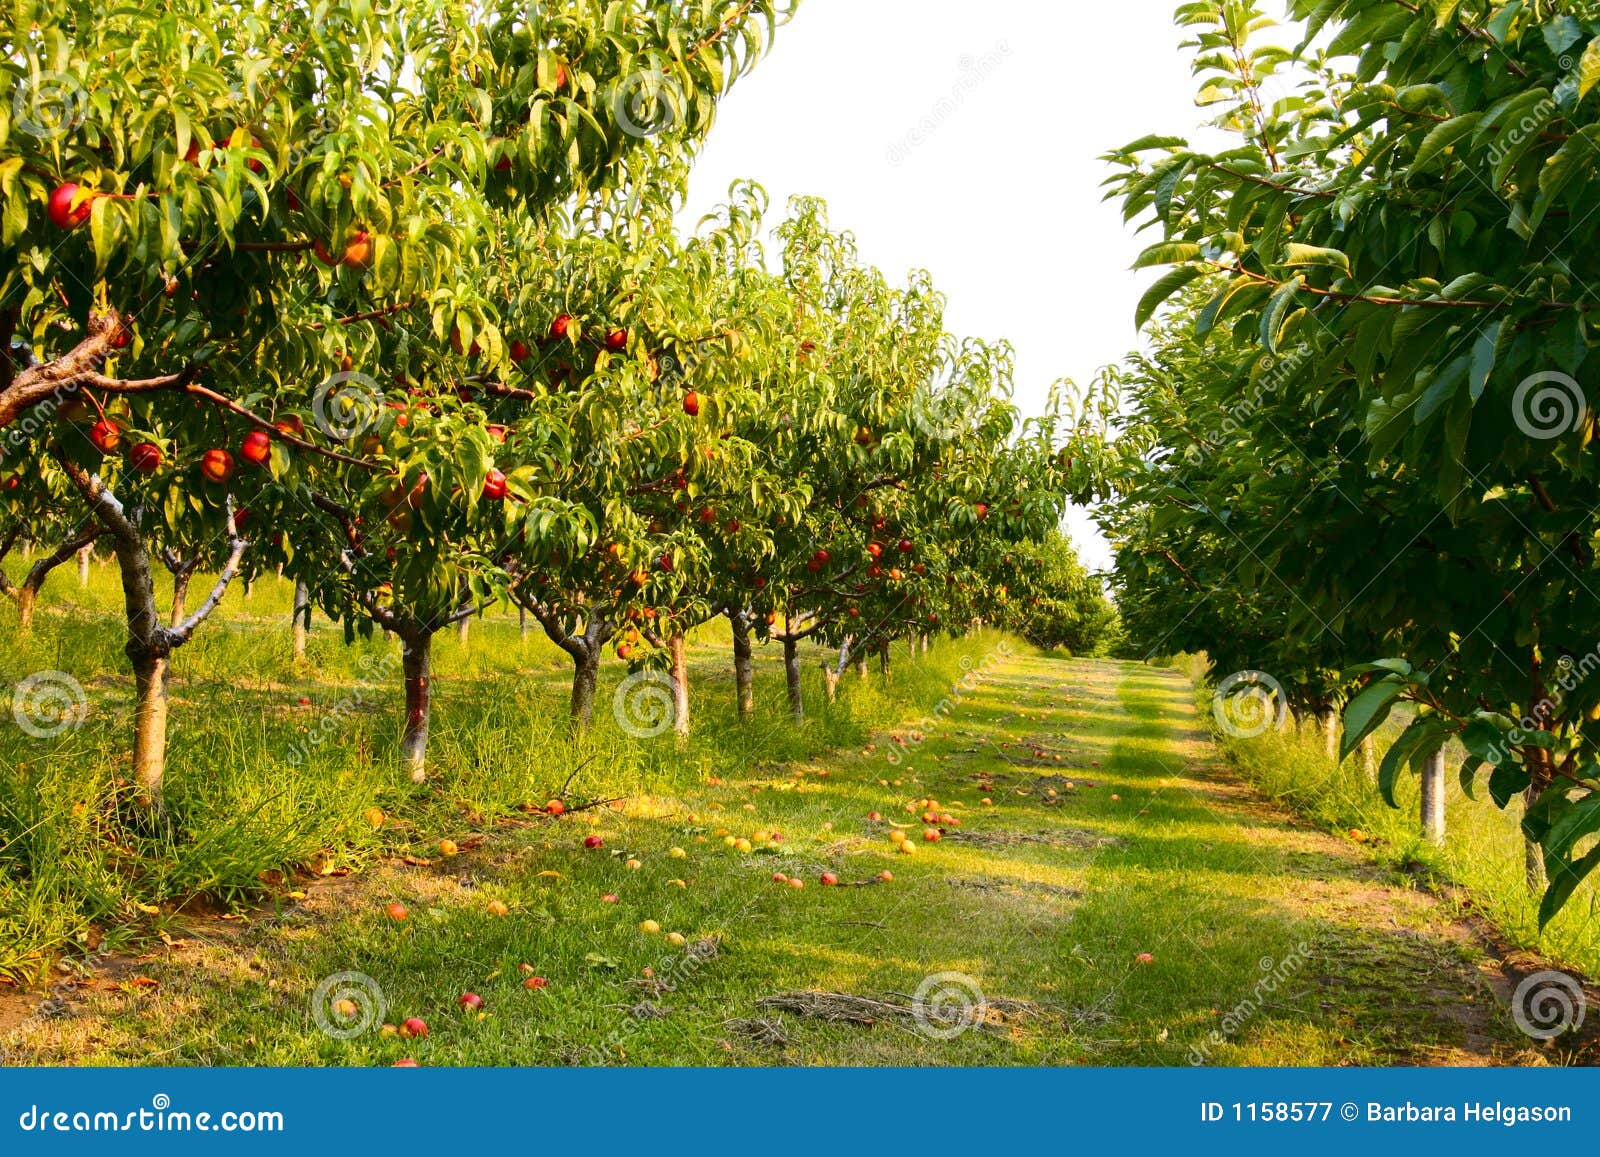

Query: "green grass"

xmin=1201 ymin=676 xmax=1600 ymax=978
xmin=1 ymin=578 xmax=1535 ymax=1065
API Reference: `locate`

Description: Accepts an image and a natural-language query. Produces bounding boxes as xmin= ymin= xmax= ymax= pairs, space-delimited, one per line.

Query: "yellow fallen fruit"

xmin=665 ymin=932 xmax=687 ymax=947
xmin=899 ymin=841 xmax=916 ymax=855
xmin=669 ymin=847 xmax=687 ymax=859
xmin=639 ymin=920 xmax=661 ymax=935
xmin=666 ymin=879 xmax=687 ymax=889
xmin=734 ymin=839 xmax=753 ymax=853
xmin=365 ymin=807 xmax=386 ymax=829
xmin=724 ymin=836 xmax=738 ymax=847
xmin=626 ymin=859 xmax=643 ymax=870
xmin=439 ymin=839 xmax=459 ymax=857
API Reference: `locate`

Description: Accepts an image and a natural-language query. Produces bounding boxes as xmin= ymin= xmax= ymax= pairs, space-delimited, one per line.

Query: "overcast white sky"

xmin=680 ymin=0 xmax=1220 ymax=573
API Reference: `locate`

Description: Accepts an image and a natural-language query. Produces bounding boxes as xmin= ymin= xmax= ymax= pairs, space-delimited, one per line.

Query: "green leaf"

xmin=1378 ymin=718 xmax=1429 ymax=808
xmin=1459 ymin=756 xmax=1485 ymax=800
xmin=1281 ymin=244 xmax=1351 ymax=274
xmin=1340 ymin=676 xmax=1403 ymax=760
xmin=1489 ymin=763 xmax=1533 ymax=809
xmin=1411 ymin=113 xmax=1481 ymax=172
xmin=1541 ymin=842 xmax=1600 ymax=928
xmin=1132 ymin=241 xmax=1201 ymax=270
xmin=1580 ymin=36 xmax=1600 ymax=100
xmin=1259 ymin=276 xmax=1303 ymax=354
xmin=1134 ymin=267 xmax=1202 ymax=329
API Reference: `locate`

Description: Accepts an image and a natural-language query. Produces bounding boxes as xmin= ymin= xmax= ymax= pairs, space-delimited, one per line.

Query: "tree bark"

xmin=457 ymin=615 xmax=470 ymax=646
xmin=854 ymin=653 xmax=868 ymax=680
xmin=519 ymin=605 xmax=529 ymax=641
xmin=783 ymin=637 xmax=804 ymax=723
xmin=131 ymin=651 xmax=171 ymax=806
xmin=823 ymin=665 xmax=840 ymax=703
xmin=571 ymin=646 xmax=600 ymax=729
xmin=292 ymin=580 xmax=311 ymax=661
xmin=1359 ymin=734 xmax=1377 ymax=783
xmin=15 ymin=585 xmax=34 ymax=631
xmin=170 ymin=572 xmax=192 ymax=628
xmin=1320 ymin=711 xmax=1338 ymax=762
xmin=77 ymin=545 xmax=91 ymax=586
xmin=1420 ymin=748 xmax=1446 ymax=846
xmin=669 ymin=632 xmax=690 ymax=738
xmin=400 ymin=630 xmax=433 ymax=784
xmin=879 ymin=646 xmax=891 ymax=681
xmin=729 ymin=610 xmax=755 ymax=722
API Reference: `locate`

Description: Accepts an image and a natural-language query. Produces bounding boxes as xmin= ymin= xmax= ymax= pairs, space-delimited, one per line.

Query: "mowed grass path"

xmin=5 ymin=655 xmax=1527 ymax=1066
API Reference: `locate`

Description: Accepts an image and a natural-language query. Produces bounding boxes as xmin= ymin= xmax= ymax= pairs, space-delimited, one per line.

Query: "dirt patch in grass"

xmin=755 ymin=989 xmax=1040 ymax=1034
xmin=943 ymin=828 xmax=1117 ymax=852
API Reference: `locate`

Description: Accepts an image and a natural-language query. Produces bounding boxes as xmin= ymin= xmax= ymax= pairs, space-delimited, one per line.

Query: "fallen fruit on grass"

xmin=772 ymin=872 xmax=788 ymax=883
xmin=625 ymin=858 xmax=642 ymax=870
xmin=867 ymin=811 xmax=882 ymax=822
xmin=401 ymin=1017 xmax=429 ymax=1038
xmin=439 ymin=839 xmax=459 ymax=857
xmin=787 ymin=878 xmax=804 ymax=889
xmin=820 ymin=872 xmax=839 ymax=886
xmin=734 ymin=839 xmax=753 ymax=853
xmin=385 ymin=902 xmax=409 ymax=921
xmin=878 ymin=871 xmax=894 ymax=882
xmin=665 ymin=932 xmax=687 ymax=947
xmin=601 ymin=893 xmax=619 ymax=904
xmin=394 ymin=1058 xmax=419 ymax=1067
xmin=923 ymin=829 xmax=941 ymax=842
xmin=584 ymin=835 xmax=604 ymax=849
xmin=1349 ymin=829 xmax=1368 ymax=843
xmin=486 ymin=900 xmax=510 ymax=916
xmin=458 ymin=992 xmax=484 ymax=1011
xmin=523 ymin=976 xmax=549 ymax=990
xmin=333 ymin=999 xmax=359 ymax=1018
xmin=546 ymin=799 xmax=566 ymax=815
xmin=1136 ymin=953 xmax=1155 ymax=965
xmin=379 ymin=1023 xmax=399 ymax=1037
xmin=899 ymin=841 xmax=916 ymax=855
xmin=639 ymin=919 xmax=661 ymax=935
xmin=669 ymin=847 xmax=687 ymax=859
xmin=1111 ymin=794 xmax=1121 ymax=802
xmin=981 ymin=798 xmax=993 ymax=806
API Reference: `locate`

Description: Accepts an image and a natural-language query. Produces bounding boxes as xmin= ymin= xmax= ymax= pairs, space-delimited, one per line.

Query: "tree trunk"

xmin=854 ymin=653 xmax=868 ymax=681
xmin=457 ymin=615 xmax=470 ymax=646
xmin=170 ymin=572 xmax=191 ymax=628
xmin=669 ymin=632 xmax=690 ymax=738
xmin=1420 ymin=748 xmax=1446 ymax=846
xmin=77 ymin=545 xmax=91 ymax=586
xmin=242 ymin=579 xmax=254 ymax=601
xmin=1320 ymin=711 xmax=1338 ymax=762
xmin=292 ymin=580 xmax=310 ymax=661
xmin=519 ymin=605 xmax=529 ymax=641
xmin=15 ymin=585 xmax=34 ymax=632
xmin=879 ymin=646 xmax=891 ymax=681
xmin=131 ymin=650 xmax=171 ymax=808
xmin=823 ymin=666 xmax=840 ymax=703
xmin=783 ymin=637 xmax=803 ymax=723
xmin=571 ymin=646 xmax=600 ymax=730
xmin=730 ymin=611 xmax=755 ymax=722
xmin=401 ymin=631 xmax=433 ymax=784
xmin=1359 ymin=735 xmax=1377 ymax=783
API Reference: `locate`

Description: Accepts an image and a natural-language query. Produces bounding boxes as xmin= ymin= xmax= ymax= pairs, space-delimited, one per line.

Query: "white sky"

xmin=680 ymin=0 xmax=1219 ymax=573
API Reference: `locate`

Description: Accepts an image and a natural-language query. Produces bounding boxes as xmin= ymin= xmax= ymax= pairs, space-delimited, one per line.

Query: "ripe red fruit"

xmin=401 ymin=1017 xmax=429 ymax=1038
xmin=867 ymin=811 xmax=882 ymax=822
xmin=200 ymin=449 xmax=235 ymax=484
xmin=523 ymin=976 xmax=549 ymax=990
xmin=584 ymin=835 xmax=604 ymax=850
xmin=974 ymin=503 xmax=989 ymax=519
xmin=394 ymin=1058 xmax=419 ymax=1067
xmin=814 ymin=548 xmax=831 ymax=565
xmin=898 ymin=539 xmax=914 ymax=554
xmin=867 ymin=543 xmax=883 ymax=559
xmin=923 ymin=829 xmax=941 ymax=842
xmin=604 ymin=327 xmax=628 ymax=351
xmin=342 ymin=230 xmax=372 ymax=268
xmin=820 ymin=872 xmax=839 ymax=886
xmin=240 ymin=429 xmax=272 ymax=466
xmin=550 ymin=314 xmax=573 ymax=341
xmin=458 ymin=992 xmax=484 ymax=1011
xmin=510 ymin=340 xmax=532 ymax=362
xmin=682 ymin=391 xmax=700 ymax=417
xmin=482 ymin=469 xmax=508 ymax=501
xmin=545 ymin=800 xmax=566 ymax=816
xmin=88 ymin=419 xmax=121 ymax=455
xmin=273 ymin=415 xmax=304 ymax=438
xmin=601 ymin=893 xmax=619 ymax=904
xmin=48 ymin=183 xmax=92 ymax=229
xmin=657 ymin=554 xmax=674 ymax=573
xmin=129 ymin=442 xmax=162 ymax=474
xmin=384 ymin=902 xmax=409 ymax=921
